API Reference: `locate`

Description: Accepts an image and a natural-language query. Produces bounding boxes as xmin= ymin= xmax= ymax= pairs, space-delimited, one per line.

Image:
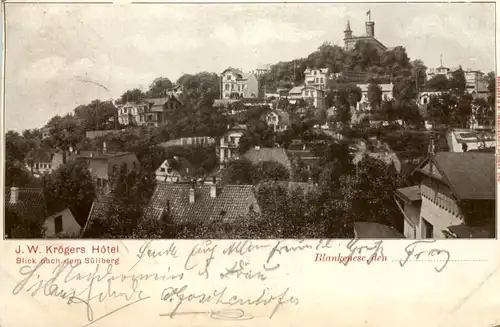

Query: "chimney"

xmin=428 ymin=138 xmax=435 ymax=155
xmin=103 ymin=142 xmax=107 ymax=153
xmin=308 ymin=177 xmax=313 ymax=185
xmin=210 ymin=183 xmax=217 ymax=198
xmin=62 ymin=150 xmax=67 ymax=165
xmin=189 ymin=183 xmax=195 ymax=204
xmin=9 ymin=186 xmax=19 ymax=204
xmin=173 ymin=156 xmax=179 ymax=162
xmin=255 ymin=145 xmax=261 ymax=151
xmin=166 ymin=200 xmax=171 ymax=219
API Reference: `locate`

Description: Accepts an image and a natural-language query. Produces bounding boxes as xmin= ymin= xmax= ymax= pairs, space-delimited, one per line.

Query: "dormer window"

xmin=227 ymin=75 xmax=232 ymax=80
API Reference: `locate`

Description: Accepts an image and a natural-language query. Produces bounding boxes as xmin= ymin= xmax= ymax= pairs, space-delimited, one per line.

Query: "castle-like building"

xmin=343 ymin=12 xmax=387 ymax=52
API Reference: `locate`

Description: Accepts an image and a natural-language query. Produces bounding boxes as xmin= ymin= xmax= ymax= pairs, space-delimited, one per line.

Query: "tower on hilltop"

xmin=344 ymin=20 xmax=352 ymax=40
xmin=343 ymin=10 xmax=386 ymax=52
xmin=365 ymin=9 xmax=374 ymax=37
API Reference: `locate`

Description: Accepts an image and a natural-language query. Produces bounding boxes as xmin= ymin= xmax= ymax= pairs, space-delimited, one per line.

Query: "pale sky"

xmin=4 ymin=2 xmax=495 ymax=132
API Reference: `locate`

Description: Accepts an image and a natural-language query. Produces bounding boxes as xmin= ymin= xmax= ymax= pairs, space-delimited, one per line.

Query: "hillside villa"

xmin=394 ymin=152 xmax=495 ymax=239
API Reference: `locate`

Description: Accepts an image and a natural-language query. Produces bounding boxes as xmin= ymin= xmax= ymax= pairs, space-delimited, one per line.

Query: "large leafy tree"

xmin=146 ymin=77 xmax=174 ymax=98
xmin=453 ymin=94 xmax=473 ymax=128
xmin=42 ymin=161 xmax=96 ymax=226
xmin=5 ymin=131 xmax=34 ymax=187
xmin=252 ymin=161 xmax=290 ymax=183
xmin=119 ymin=88 xmax=146 ymax=104
xmin=85 ymin=169 xmax=171 ymax=239
xmin=448 ymin=67 xmax=466 ymax=95
xmin=176 ymin=72 xmax=220 ymax=108
xmin=367 ymin=83 xmax=382 ymax=111
xmin=5 ymin=208 xmax=45 ymax=239
xmin=73 ymin=100 xmax=117 ymax=131
xmin=221 ymin=159 xmax=254 ymax=185
xmin=318 ymin=156 xmax=404 ymax=237
xmin=425 ymin=75 xmax=449 ymax=91
xmin=46 ymin=114 xmax=86 ymax=151
xmin=473 ymin=97 xmax=494 ymax=127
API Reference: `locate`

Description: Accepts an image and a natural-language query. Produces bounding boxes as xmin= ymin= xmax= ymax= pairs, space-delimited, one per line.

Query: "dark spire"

xmin=345 ymin=20 xmax=352 ymax=32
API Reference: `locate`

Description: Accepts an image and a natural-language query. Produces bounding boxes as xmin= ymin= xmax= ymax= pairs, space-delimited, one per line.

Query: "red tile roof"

xmin=146 ymin=183 xmax=259 ymax=224
xmin=81 ymin=194 xmax=116 ymax=236
xmin=5 ymin=188 xmax=47 ymax=221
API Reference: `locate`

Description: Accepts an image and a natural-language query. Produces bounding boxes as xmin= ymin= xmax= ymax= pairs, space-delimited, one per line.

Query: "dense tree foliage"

xmin=42 ymin=161 xmax=96 ymax=226
xmin=5 ymin=131 xmax=39 ymax=187
xmin=5 ymin=208 xmax=45 ymax=239
xmin=146 ymin=77 xmax=174 ymax=98
xmin=84 ymin=169 xmax=173 ymax=238
xmin=221 ymin=159 xmax=290 ymax=185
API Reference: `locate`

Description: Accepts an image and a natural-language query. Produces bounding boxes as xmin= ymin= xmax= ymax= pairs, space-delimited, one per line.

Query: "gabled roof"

xmin=413 ymin=152 xmax=495 ymax=200
xmin=81 ymin=194 xmax=115 ymax=236
xmin=395 ymin=185 xmax=421 ymax=203
xmin=145 ymin=183 xmax=258 ymax=224
xmin=144 ymin=95 xmax=183 ymax=108
xmin=5 ymin=188 xmax=47 ymax=221
xmin=350 ymin=36 xmax=387 ymax=51
xmin=266 ymin=110 xmax=290 ymax=126
xmin=243 ymin=147 xmax=292 ymax=172
xmin=224 ymin=124 xmax=247 ymax=135
xmin=289 ymin=86 xmax=304 ymax=94
xmin=221 ymin=67 xmax=244 ymax=77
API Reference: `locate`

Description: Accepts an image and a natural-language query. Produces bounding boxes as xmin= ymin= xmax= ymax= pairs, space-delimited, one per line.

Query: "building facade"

xmin=117 ymin=96 xmax=182 ymax=127
xmin=447 ymin=129 xmax=495 ymax=152
xmin=221 ymin=68 xmax=260 ymax=99
xmin=395 ymin=152 xmax=495 ymax=239
xmin=287 ymin=86 xmax=326 ymax=109
xmin=464 ymin=69 xmax=488 ymax=93
xmin=304 ymin=68 xmax=330 ymax=90
xmin=76 ymin=147 xmax=140 ymax=194
xmin=343 ymin=15 xmax=387 ymax=52
xmin=219 ymin=125 xmax=247 ymax=167
xmin=356 ymin=83 xmax=393 ymax=111
xmin=265 ymin=110 xmax=290 ymax=132
xmin=117 ymin=101 xmax=149 ymax=126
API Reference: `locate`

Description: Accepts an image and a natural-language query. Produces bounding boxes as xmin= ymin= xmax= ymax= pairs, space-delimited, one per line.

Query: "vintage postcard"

xmin=1 ymin=1 xmax=499 ymax=326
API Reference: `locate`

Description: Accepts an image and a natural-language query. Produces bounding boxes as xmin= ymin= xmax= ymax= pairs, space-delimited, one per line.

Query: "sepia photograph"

xmin=3 ymin=2 xmax=496 ymax=240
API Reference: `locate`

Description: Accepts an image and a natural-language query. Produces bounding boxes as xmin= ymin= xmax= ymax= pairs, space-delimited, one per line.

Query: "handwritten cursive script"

xmin=399 ymin=240 xmax=451 ymax=272
xmin=160 ymin=285 xmax=299 ymax=319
